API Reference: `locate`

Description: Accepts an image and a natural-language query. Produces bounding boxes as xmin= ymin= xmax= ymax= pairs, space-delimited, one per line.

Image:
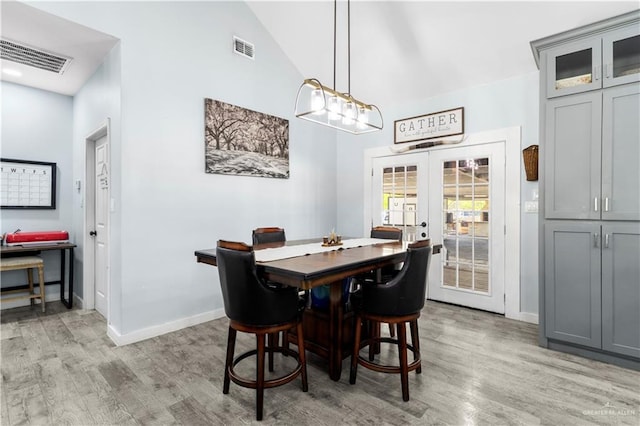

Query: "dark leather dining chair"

xmin=216 ymin=240 xmax=308 ymax=421
xmin=358 ymin=226 xmax=404 ymax=337
xmin=349 ymin=239 xmax=432 ymax=402
xmin=370 ymin=225 xmax=403 ymax=241
xmin=252 ymin=227 xmax=286 ymax=245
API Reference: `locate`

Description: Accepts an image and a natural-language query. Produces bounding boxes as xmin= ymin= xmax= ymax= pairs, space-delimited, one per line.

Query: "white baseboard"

xmin=107 ymin=308 xmax=226 ymax=346
xmin=516 ymin=311 xmax=539 ymax=324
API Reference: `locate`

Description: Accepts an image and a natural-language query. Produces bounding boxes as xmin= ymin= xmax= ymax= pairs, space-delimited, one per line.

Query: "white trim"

xmin=107 ymin=308 xmax=226 ymax=346
xmin=517 ymin=312 xmax=539 ymax=325
xmin=364 ymin=126 xmax=522 ymax=321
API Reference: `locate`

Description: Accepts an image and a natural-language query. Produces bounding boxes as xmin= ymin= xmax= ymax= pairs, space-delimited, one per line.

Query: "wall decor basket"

xmin=522 ymin=145 xmax=539 ymax=181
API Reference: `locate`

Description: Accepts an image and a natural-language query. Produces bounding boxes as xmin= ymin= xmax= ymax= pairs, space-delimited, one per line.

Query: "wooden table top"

xmin=195 ymin=239 xmax=408 ymax=290
xmin=1 ymin=242 xmax=77 ymax=255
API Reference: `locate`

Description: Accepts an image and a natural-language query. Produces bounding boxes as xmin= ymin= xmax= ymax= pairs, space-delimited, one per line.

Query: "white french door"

xmin=427 ymin=143 xmax=505 ymax=314
xmin=369 ymin=141 xmax=507 ymax=314
xmin=371 ymin=153 xmax=429 ymax=241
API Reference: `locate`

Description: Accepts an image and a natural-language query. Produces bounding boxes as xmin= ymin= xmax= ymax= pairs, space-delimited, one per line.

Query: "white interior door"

xmin=371 ymin=153 xmax=428 ymax=241
xmin=94 ymin=135 xmax=109 ymax=318
xmin=427 ymin=142 xmax=505 ymax=314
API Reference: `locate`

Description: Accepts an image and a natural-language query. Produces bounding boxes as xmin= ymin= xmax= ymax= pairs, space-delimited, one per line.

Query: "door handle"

xmin=593 ymin=233 xmax=599 ymax=248
xmin=89 ymin=231 xmax=97 ymax=237
xmin=604 ymin=233 xmax=610 ymax=248
xmin=420 ymin=221 xmax=427 ymax=227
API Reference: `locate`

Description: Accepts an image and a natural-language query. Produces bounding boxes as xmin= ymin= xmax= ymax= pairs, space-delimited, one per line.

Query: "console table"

xmin=1 ymin=242 xmax=76 ymax=308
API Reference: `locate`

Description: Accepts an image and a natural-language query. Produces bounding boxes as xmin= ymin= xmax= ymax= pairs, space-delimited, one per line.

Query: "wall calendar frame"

xmin=1 ymin=158 xmax=57 ymax=209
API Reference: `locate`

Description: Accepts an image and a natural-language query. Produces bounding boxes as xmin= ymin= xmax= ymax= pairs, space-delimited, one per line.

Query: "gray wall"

xmin=28 ymin=1 xmax=338 ymax=337
xmin=7 ymin=1 xmax=541 ymax=338
xmin=1 ymin=82 xmax=74 ymax=303
xmin=336 ymin=73 xmax=541 ymax=316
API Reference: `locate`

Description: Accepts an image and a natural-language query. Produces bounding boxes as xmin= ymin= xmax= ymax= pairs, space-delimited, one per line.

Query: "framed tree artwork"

xmin=204 ymin=99 xmax=289 ymax=179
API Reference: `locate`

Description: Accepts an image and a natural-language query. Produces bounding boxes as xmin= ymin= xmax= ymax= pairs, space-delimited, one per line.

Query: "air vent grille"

xmin=0 ymin=38 xmax=72 ymax=74
xmin=233 ymin=36 xmax=254 ymax=60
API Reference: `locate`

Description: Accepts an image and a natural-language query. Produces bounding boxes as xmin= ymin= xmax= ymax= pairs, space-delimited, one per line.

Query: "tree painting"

xmin=204 ymin=98 xmax=289 ymax=178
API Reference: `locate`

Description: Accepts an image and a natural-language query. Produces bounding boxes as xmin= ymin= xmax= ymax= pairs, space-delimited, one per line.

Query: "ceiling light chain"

xmin=294 ymin=0 xmax=383 ymax=135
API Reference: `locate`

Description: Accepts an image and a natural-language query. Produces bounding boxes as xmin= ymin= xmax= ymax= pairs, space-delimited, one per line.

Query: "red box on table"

xmin=5 ymin=231 xmax=69 ymax=246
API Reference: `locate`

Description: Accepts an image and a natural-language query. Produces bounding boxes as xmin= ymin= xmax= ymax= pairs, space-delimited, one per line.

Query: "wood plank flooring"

xmin=2 ymin=300 xmax=639 ymax=425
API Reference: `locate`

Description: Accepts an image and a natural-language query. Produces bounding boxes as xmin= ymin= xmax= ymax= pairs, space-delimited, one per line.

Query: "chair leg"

xmin=267 ymin=333 xmax=277 ymax=372
xmin=282 ymin=330 xmax=290 ymax=355
xmin=37 ymin=265 xmax=45 ymax=312
xmin=369 ymin=320 xmax=381 ymax=361
xmin=397 ymin=322 xmax=410 ymax=401
xmin=296 ymin=322 xmax=308 ymax=392
xmin=223 ymin=326 xmax=236 ymax=394
xmin=388 ymin=323 xmax=395 ymax=338
xmin=350 ymin=315 xmax=362 ymax=384
xmin=409 ymin=319 xmax=421 ymax=374
xmin=256 ymin=333 xmax=266 ymax=421
xmin=27 ymin=268 xmax=34 ymax=307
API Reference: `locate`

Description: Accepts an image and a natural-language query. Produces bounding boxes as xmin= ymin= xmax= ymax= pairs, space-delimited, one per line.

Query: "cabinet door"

xmin=601 ymin=223 xmax=640 ymax=358
xmin=603 ymin=25 xmax=640 ymax=88
xmin=544 ymin=222 xmax=601 ymax=348
xmin=602 ymin=84 xmax=640 ymax=221
xmin=546 ymin=38 xmax=602 ymax=98
xmin=545 ymin=92 xmax=602 ymax=219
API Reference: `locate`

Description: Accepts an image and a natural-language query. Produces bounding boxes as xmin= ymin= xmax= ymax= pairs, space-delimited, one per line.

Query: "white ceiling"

xmin=1 ymin=0 xmax=638 ymax=109
xmin=0 ymin=1 xmax=118 ymax=96
xmin=247 ymin=0 xmax=639 ymax=111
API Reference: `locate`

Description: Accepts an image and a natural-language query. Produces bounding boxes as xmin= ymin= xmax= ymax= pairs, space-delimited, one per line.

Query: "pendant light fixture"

xmin=294 ymin=0 xmax=383 ymax=134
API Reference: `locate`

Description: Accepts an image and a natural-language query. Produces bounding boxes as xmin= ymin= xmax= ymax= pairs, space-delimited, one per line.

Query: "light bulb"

xmin=356 ymin=106 xmax=369 ymax=129
xmin=328 ymin=96 xmax=341 ymax=121
xmin=342 ymin=101 xmax=356 ymax=125
xmin=310 ymin=89 xmax=325 ymax=114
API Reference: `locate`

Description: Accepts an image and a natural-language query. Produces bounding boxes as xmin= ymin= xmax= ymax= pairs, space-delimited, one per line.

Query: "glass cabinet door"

xmin=546 ymin=38 xmax=602 ymax=98
xmin=603 ymin=26 xmax=640 ymax=88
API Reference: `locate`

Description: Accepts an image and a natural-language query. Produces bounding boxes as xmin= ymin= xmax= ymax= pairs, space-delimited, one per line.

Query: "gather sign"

xmin=394 ymin=107 xmax=464 ymax=144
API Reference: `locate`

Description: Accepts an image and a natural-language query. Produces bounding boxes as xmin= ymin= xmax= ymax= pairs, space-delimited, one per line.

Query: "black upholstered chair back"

xmin=216 ymin=240 xmax=298 ymax=325
xmin=370 ymin=226 xmax=403 ymax=241
xmin=361 ymin=239 xmax=432 ymax=316
xmin=252 ymin=227 xmax=286 ymax=245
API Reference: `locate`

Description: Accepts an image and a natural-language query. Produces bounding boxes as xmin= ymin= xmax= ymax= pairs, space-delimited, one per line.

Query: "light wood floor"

xmin=2 ymin=300 xmax=639 ymax=425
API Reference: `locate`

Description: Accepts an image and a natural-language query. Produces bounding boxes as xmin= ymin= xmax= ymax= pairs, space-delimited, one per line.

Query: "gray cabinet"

xmin=602 ymin=84 xmax=640 ymax=221
xmin=545 ymin=221 xmax=640 ymax=357
xmin=545 ymin=84 xmax=640 ymax=221
xmin=544 ymin=222 xmax=601 ymax=348
xmin=532 ymin=10 xmax=640 ymax=368
xmin=602 ymin=222 xmax=640 ymax=358
xmin=544 ymin=92 xmax=601 ymax=219
xmin=545 ymin=23 xmax=640 ymax=98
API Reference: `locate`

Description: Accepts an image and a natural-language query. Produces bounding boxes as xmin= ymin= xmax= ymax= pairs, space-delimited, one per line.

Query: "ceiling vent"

xmin=233 ymin=36 xmax=254 ymax=60
xmin=0 ymin=38 xmax=73 ymax=74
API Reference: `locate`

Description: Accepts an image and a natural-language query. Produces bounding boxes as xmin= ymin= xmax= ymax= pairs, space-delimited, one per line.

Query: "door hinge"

xmin=371 ymin=168 xmax=374 ymax=177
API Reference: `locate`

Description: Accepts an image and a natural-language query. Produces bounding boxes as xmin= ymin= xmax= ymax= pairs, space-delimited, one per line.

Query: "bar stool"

xmin=0 ymin=256 xmax=46 ymax=312
xmin=350 ymin=240 xmax=432 ymax=401
xmin=216 ymin=240 xmax=308 ymax=421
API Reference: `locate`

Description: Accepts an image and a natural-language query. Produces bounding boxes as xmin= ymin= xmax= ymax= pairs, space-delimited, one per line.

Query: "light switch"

xmin=525 ymin=201 xmax=538 ymax=213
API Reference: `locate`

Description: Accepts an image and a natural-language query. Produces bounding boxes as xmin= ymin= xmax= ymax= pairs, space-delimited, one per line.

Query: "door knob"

xmin=89 ymin=231 xmax=97 ymax=236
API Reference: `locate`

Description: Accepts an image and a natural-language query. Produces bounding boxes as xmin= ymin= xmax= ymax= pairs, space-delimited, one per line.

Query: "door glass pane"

xmin=613 ymin=35 xmax=640 ymax=78
xmin=441 ymin=157 xmax=490 ymax=294
xmin=381 ymin=164 xmax=418 ymax=238
xmin=555 ymin=48 xmax=592 ymax=89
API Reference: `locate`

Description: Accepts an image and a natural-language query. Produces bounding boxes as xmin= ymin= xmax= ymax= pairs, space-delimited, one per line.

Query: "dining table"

xmin=195 ymin=237 xmax=412 ymax=381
